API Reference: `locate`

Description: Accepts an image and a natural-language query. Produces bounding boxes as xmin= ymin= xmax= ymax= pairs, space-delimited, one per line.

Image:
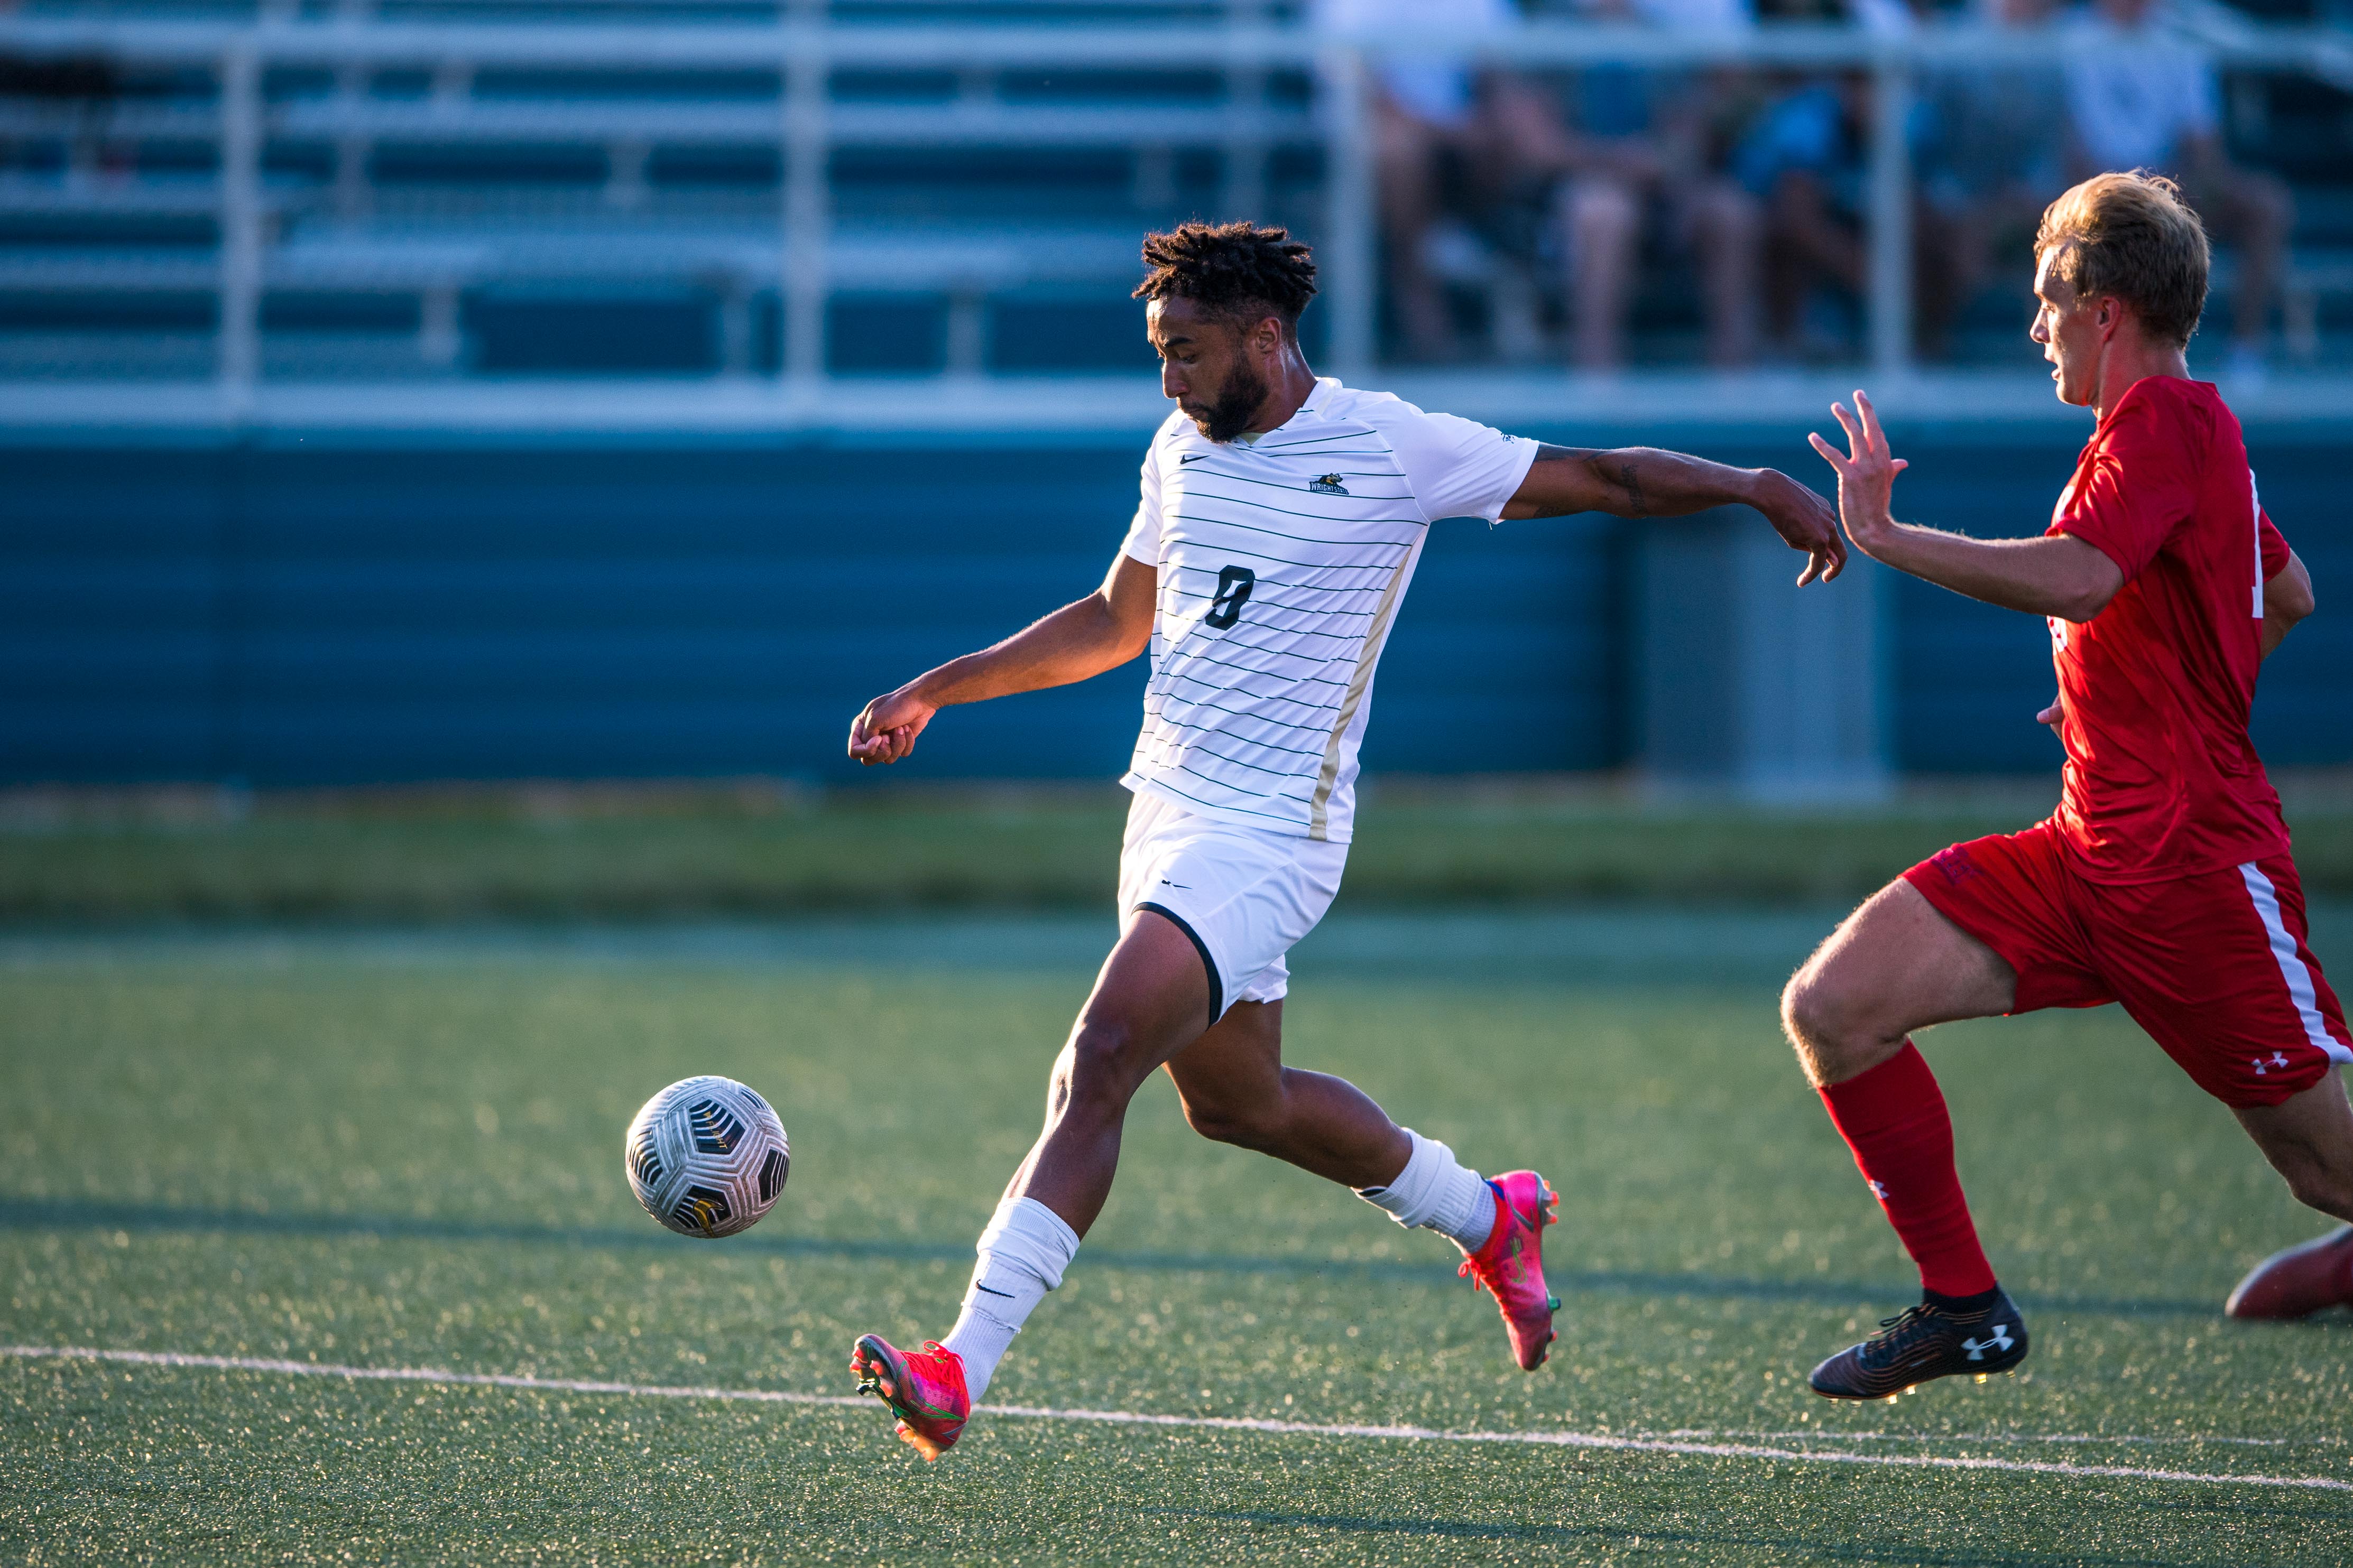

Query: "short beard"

xmin=1192 ymin=355 xmax=1270 ymax=443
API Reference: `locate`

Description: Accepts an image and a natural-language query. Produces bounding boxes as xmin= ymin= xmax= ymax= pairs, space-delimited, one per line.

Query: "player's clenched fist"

xmin=1750 ymin=468 xmax=1846 ymax=586
xmin=847 ymin=685 xmax=936 ymax=766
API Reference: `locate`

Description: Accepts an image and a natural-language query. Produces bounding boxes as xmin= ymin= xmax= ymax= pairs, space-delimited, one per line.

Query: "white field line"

xmin=7 ymin=1343 xmax=2349 ymax=1494
xmin=1 ymin=1344 xmax=871 ymax=1411
xmin=1664 ymin=1428 xmax=2313 ymax=1449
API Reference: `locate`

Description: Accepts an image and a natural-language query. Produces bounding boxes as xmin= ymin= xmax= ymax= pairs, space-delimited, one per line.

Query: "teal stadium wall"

xmin=2 ymin=431 xmax=2345 ymax=785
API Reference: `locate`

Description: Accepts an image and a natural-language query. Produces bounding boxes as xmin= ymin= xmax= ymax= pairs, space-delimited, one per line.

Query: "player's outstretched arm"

xmin=1810 ymin=389 xmax=2123 ymax=621
xmin=2262 ymin=552 xmax=2315 ymax=659
xmin=847 ymin=552 xmax=1157 ymax=766
xmin=1501 ymin=443 xmax=1846 ymax=585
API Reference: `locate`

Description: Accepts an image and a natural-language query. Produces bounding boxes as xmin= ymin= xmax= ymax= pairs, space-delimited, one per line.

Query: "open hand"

xmin=847 ymin=684 xmax=937 ymax=766
xmin=1752 ymin=468 xmax=1847 ymax=586
xmin=1806 ymin=389 xmax=1906 ymax=557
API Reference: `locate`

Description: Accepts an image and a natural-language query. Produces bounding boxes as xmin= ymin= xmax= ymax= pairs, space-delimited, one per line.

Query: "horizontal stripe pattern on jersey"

xmin=1119 ymin=379 xmax=1536 ymax=842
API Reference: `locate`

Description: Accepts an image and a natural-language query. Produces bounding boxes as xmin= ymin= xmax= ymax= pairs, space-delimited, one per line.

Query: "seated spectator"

xmin=1733 ymin=59 xmax=1973 ymax=360
xmin=1916 ymin=0 xmax=2073 ymax=357
xmin=1737 ymin=76 xmax=1856 ymax=356
xmin=1551 ymin=0 xmax=1764 ymax=369
xmin=1317 ymin=0 xmax=1586 ymax=361
xmin=1739 ymin=0 xmax=1991 ymax=360
xmin=2062 ymin=0 xmax=2293 ymax=375
xmin=1754 ymin=0 xmax=1915 ymax=26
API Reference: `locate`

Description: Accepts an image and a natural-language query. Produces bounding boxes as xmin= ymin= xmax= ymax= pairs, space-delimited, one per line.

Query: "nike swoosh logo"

xmin=1179 ymin=453 xmax=1208 ymax=463
xmin=974 ymin=1284 xmax=1014 ymax=1298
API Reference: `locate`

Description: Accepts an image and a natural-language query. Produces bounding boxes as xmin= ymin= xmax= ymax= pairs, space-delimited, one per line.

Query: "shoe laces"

xmin=897 ymin=1344 xmax=964 ymax=1415
xmin=1859 ymin=1304 xmax=1941 ymax=1364
xmin=1457 ymin=1237 xmax=1513 ymax=1294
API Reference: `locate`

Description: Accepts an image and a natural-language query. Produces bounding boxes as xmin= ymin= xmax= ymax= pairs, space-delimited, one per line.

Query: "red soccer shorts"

xmin=1904 ymin=822 xmax=2353 ymax=1108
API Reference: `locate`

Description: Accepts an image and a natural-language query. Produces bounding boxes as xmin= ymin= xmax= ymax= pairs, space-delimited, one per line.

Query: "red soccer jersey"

xmin=2045 ymin=376 xmax=2291 ymax=883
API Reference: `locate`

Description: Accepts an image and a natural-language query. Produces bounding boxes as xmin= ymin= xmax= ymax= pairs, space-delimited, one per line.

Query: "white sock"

xmin=1355 ymin=1128 xmax=1496 ymax=1253
xmin=939 ymin=1194 xmax=1080 ymax=1403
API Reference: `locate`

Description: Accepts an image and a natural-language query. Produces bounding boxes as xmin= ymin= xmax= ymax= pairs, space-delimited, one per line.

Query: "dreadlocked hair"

xmin=1133 ymin=221 xmax=1317 ymax=335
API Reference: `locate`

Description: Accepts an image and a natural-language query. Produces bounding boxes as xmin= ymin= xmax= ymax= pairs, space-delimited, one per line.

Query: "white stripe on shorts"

xmin=2239 ymin=861 xmax=2353 ymax=1064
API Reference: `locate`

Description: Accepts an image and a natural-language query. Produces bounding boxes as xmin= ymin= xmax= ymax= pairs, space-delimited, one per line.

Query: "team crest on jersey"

xmin=1310 ymin=473 xmax=1349 ymax=496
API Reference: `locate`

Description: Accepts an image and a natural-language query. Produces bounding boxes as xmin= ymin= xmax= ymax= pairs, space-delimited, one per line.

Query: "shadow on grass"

xmin=0 ymin=1195 xmax=2231 ymax=1322
xmin=1145 ymin=1505 xmax=2292 ymax=1565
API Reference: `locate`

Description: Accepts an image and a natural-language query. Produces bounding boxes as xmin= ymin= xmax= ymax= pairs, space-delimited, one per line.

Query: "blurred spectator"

xmin=1916 ymin=0 xmax=2073 ymax=357
xmin=1552 ymin=0 xmax=1763 ymax=369
xmin=1317 ymin=0 xmax=1586 ymax=360
xmin=2062 ymin=0 xmax=2293 ymax=374
xmin=1733 ymin=75 xmax=1870 ymax=356
xmin=1752 ymin=0 xmax=1922 ymax=28
xmin=1733 ymin=0 xmax=1979 ymax=361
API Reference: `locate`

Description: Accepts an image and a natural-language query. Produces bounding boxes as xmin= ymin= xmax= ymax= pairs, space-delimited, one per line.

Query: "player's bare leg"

xmin=1002 ymin=908 xmax=1214 ymax=1228
xmin=2236 ymin=1072 xmax=2353 ymax=1222
xmin=1782 ymin=880 xmax=2033 ymax=1397
xmin=1165 ymin=1001 xmax=1563 ymax=1370
xmin=1163 ymin=1001 xmax=1408 ymax=1186
xmin=1782 ymin=879 xmax=2016 ymax=1089
xmin=853 ymin=910 xmax=1210 ymax=1459
xmin=2225 ymin=1073 xmax=2353 ymax=1318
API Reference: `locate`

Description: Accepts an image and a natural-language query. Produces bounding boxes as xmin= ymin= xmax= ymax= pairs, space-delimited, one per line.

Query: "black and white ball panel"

xmin=624 ymin=1075 xmax=790 ymax=1239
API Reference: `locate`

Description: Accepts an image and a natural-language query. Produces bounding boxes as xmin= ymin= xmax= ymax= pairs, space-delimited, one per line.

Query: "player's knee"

xmin=1780 ymin=966 xmax=1838 ymax=1048
xmin=1179 ymin=1094 xmax=1275 ymax=1151
xmin=2283 ymin=1159 xmax=2353 ymax=1222
xmin=1057 ymin=1020 xmax=1150 ymax=1115
xmin=1781 ymin=967 xmax=1871 ymax=1081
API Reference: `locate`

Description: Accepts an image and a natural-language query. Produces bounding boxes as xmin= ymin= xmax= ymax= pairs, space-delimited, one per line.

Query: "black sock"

xmin=1923 ymin=1284 xmax=2001 ymax=1315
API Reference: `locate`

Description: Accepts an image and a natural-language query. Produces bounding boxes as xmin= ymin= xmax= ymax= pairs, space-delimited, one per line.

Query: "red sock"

xmin=1818 ymin=1042 xmax=1996 ymax=1298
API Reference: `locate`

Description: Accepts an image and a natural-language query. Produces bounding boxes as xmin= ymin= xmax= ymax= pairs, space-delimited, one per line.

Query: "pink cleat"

xmin=849 ymin=1333 xmax=971 ymax=1461
xmin=2226 ymin=1226 xmax=2353 ymax=1320
xmin=1457 ymin=1171 xmax=1562 ymax=1370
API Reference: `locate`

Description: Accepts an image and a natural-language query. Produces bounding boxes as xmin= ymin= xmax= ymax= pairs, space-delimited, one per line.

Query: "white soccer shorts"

xmin=1115 ymin=786 xmax=1348 ymax=1020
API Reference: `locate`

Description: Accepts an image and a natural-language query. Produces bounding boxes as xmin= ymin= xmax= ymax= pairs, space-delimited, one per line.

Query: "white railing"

xmin=1 ymin=10 xmax=2342 ymax=415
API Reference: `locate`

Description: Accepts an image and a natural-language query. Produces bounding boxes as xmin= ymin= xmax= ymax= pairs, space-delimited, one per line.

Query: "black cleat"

xmin=1807 ymin=1288 xmax=2031 ymax=1401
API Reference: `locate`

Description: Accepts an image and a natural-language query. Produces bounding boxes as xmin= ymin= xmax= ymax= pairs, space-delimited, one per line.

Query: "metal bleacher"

xmin=0 ymin=0 xmax=1335 ymax=391
xmin=2 ymin=0 xmax=2348 ymax=422
xmin=5 ymin=4 xmax=2351 ymax=792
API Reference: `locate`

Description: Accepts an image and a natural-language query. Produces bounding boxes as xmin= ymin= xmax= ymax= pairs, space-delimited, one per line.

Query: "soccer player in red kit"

xmin=1786 ymin=171 xmax=2351 ymax=1400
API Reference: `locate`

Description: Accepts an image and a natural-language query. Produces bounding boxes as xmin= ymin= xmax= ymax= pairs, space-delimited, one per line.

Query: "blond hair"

xmin=2035 ymin=171 xmax=2210 ymax=347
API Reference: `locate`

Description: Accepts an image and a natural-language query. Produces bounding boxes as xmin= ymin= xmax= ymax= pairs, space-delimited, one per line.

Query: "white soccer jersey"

xmin=1118 ymin=377 xmax=1538 ymax=842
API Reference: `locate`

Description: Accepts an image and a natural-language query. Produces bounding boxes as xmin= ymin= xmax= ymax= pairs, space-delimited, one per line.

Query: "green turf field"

xmin=4 ymin=912 xmax=2351 ymax=1564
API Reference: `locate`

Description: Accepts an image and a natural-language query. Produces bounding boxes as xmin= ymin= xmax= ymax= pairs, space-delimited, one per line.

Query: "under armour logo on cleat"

xmin=1963 ymin=1326 xmax=2015 ymax=1360
xmin=2252 ymin=1051 xmax=2291 ymax=1075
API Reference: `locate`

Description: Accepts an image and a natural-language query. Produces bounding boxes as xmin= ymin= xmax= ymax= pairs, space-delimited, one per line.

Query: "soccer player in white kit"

xmin=845 ymin=222 xmax=1844 ymax=1459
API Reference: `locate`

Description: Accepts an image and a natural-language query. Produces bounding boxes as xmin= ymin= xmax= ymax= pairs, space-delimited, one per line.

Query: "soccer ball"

xmin=624 ymin=1075 xmax=790 ymax=1239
